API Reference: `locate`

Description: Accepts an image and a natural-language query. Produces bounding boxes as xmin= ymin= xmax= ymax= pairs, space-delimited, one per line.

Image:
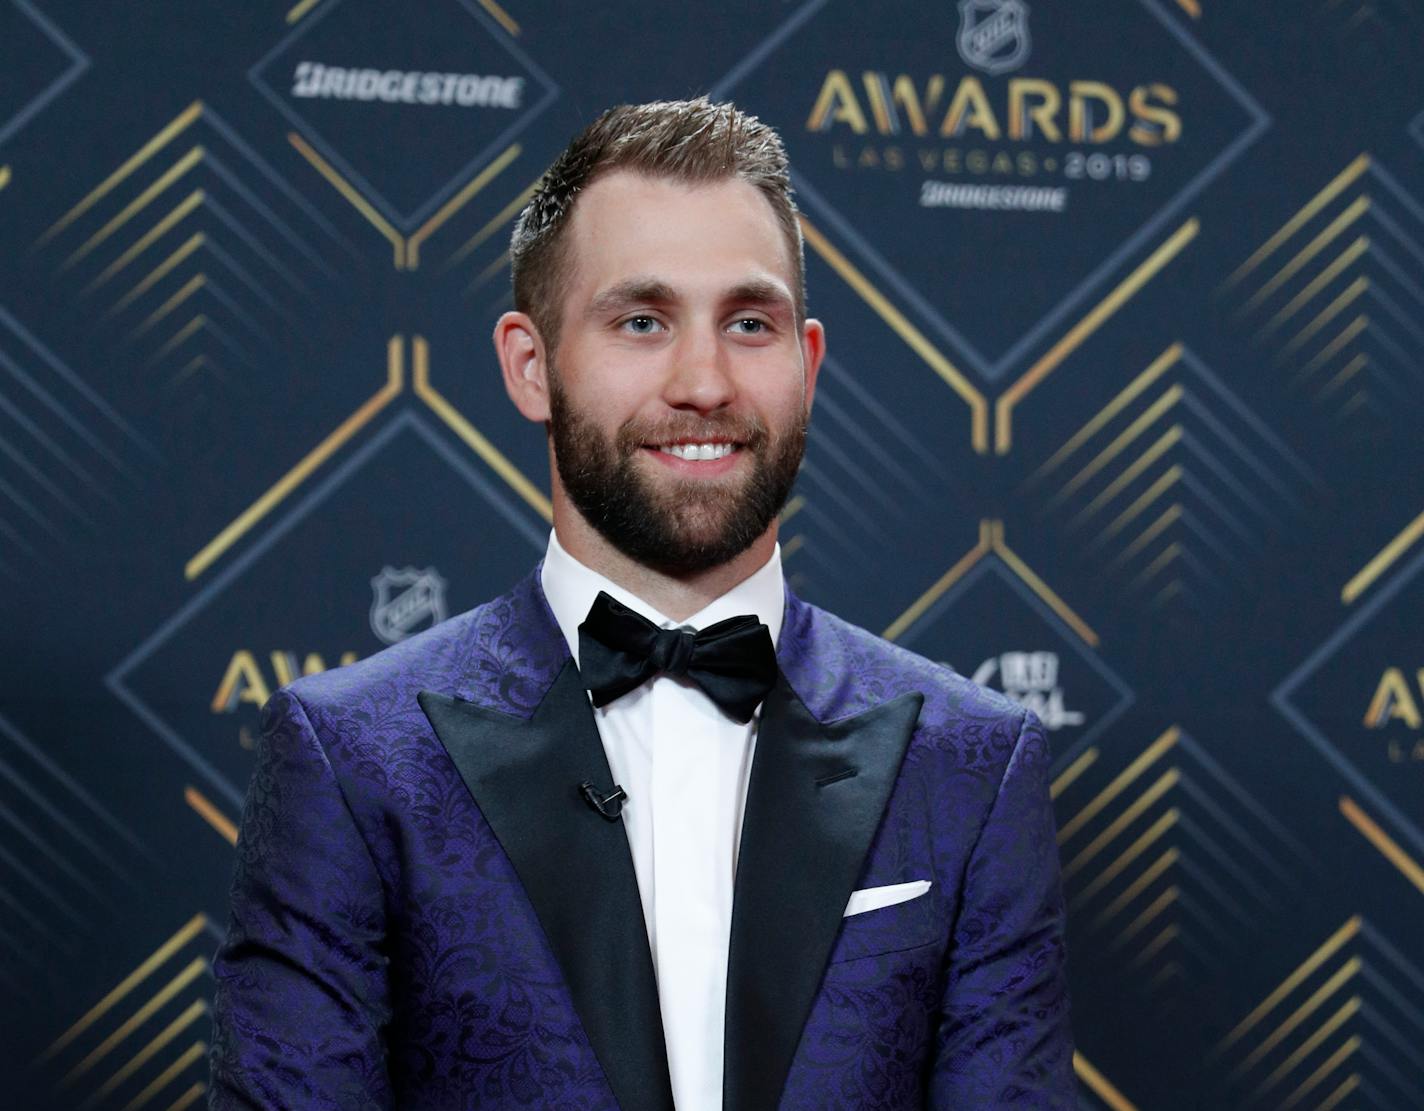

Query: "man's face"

xmin=542 ymin=170 xmax=821 ymax=575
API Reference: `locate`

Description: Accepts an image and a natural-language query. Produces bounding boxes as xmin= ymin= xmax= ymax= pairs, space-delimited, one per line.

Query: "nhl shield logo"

xmin=369 ymin=565 xmax=448 ymax=645
xmin=957 ymin=0 xmax=1032 ymax=75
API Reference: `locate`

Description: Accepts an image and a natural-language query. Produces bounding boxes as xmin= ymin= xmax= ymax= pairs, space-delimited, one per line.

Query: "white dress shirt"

xmin=540 ymin=530 xmax=784 ymax=1111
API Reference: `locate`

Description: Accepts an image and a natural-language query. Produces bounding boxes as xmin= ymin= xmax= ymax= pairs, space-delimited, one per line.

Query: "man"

xmin=210 ymin=98 xmax=1074 ymax=1110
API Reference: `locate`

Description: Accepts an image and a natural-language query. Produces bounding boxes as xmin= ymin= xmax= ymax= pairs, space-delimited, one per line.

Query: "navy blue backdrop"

xmin=3 ymin=1 xmax=1424 ymax=1107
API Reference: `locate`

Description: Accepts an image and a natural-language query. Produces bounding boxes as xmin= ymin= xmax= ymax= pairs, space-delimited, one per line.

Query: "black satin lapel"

xmin=418 ymin=662 xmax=673 ymax=1111
xmin=723 ymin=679 xmax=924 ymax=1111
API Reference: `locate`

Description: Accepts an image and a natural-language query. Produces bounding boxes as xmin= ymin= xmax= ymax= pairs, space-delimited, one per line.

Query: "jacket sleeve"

xmin=928 ymin=708 xmax=1076 ymax=1108
xmin=209 ymin=687 xmax=393 ymax=1110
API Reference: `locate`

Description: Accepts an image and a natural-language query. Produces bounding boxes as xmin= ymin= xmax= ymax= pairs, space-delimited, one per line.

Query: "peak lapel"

xmin=418 ymin=662 xmax=674 ymax=1111
xmin=723 ymin=677 xmax=924 ymax=1111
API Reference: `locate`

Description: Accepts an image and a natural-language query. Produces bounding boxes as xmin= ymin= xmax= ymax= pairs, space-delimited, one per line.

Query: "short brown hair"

xmin=510 ymin=97 xmax=804 ymax=353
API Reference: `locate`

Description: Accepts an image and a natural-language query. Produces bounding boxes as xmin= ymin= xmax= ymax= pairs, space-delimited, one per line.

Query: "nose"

xmin=661 ymin=324 xmax=736 ymax=413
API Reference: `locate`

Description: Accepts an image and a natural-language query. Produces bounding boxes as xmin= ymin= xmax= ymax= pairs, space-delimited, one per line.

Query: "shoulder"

xmin=253 ymin=605 xmax=486 ymax=784
xmin=784 ymin=597 xmax=1034 ymax=776
xmin=280 ymin=567 xmax=566 ymax=724
xmin=281 ymin=602 xmax=487 ymax=721
xmin=785 ymin=597 xmax=1023 ymax=724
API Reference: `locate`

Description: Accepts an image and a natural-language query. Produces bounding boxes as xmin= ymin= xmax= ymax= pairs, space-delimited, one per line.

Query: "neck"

xmin=551 ymin=493 xmax=778 ymax=623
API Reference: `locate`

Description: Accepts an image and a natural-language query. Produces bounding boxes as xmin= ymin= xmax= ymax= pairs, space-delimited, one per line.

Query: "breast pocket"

xmin=826 ymin=879 xmax=938 ymax=965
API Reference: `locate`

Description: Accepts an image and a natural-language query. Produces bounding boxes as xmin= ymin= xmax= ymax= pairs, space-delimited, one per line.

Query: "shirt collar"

xmin=540 ymin=529 xmax=786 ymax=670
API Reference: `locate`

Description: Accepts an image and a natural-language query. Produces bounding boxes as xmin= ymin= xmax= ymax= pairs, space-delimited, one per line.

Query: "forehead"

xmin=562 ymin=170 xmax=795 ymax=300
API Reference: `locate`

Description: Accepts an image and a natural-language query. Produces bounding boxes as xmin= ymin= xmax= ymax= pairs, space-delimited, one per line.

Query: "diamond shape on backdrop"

xmin=1220 ymin=155 xmax=1424 ymax=443
xmin=33 ymin=914 xmax=218 ymax=1109
xmin=107 ymin=410 xmax=547 ymax=808
xmin=0 ymin=711 xmax=149 ymax=970
xmin=250 ymin=0 xmax=559 ymax=231
xmin=892 ymin=548 xmax=1133 ymax=761
xmin=0 ymin=0 xmax=88 ymax=149
xmin=779 ymin=353 xmax=975 ymax=623
xmin=29 ymin=99 xmax=370 ymax=450
xmin=1023 ymin=343 xmax=1322 ymax=618
xmin=1273 ymin=541 xmax=1424 ymax=860
xmin=1217 ymin=916 xmax=1424 ymax=1110
xmin=1054 ymin=722 xmax=1311 ymax=1105
xmin=0 ymin=304 xmax=159 ymax=574
xmin=713 ymin=0 xmax=1267 ymax=380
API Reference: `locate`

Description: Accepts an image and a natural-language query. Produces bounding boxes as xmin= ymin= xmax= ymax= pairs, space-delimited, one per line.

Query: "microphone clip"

xmin=579 ymin=780 xmax=628 ymax=821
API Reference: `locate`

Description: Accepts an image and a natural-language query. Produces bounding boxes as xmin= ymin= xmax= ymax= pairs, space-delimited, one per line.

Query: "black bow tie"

xmin=577 ymin=591 xmax=778 ymax=724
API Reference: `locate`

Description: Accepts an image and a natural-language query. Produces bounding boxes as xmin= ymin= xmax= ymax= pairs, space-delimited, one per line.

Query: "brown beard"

xmin=547 ymin=364 xmax=805 ymax=575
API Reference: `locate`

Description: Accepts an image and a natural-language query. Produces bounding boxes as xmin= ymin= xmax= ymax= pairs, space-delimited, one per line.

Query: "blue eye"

xmin=622 ymin=316 xmax=662 ymax=334
xmin=731 ymin=318 xmax=766 ymax=334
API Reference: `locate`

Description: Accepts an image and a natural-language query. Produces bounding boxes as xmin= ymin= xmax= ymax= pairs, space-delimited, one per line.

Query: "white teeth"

xmin=659 ymin=442 xmax=735 ymax=461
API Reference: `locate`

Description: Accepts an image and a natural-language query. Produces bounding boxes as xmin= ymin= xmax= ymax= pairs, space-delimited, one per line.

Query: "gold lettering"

xmin=211 ymin=650 xmax=271 ymax=713
xmin=271 ymin=651 xmax=297 ymax=688
xmin=1008 ymin=78 xmax=1062 ymax=142
xmin=816 ymin=73 xmax=1181 ymax=149
xmin=863 ymin=73 xmax=892 ymax=133
xmin=270 ymin=650 xmax=357 ymax=687
xmin=863 ymin=73 xmax=944 ymax=136
xmin=941 ymin=76 xmax=1001 ymax=140
xmin=213 ymin=649 xmax=360 ymax=713
xmin=1129 ymin=83 xmax=1182 ymax=145
xmin=807 ymin=70 xmax=868 ymax=134
xmin=1069 ymin=81 xmax=1125 ymax=143
xmin=1365 ymin=667 xmax=1422 ymax=729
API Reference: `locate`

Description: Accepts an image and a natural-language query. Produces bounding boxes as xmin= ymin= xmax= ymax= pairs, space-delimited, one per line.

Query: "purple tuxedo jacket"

xmin=209 ymin=567 xmax=1074 ymax=1109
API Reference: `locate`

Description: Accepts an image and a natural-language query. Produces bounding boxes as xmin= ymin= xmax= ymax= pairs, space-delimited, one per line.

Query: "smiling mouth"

xmin=649 ymin=441 xmax=740 ymax=461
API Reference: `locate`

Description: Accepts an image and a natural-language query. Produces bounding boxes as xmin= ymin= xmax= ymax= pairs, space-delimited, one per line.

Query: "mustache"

xmin=616 ymin=413 xmax=769 ymax=450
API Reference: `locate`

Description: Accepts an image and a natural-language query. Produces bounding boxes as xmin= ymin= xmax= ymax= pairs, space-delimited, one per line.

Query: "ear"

xmin=800 ymin=317 xmax=826 ymax=414
xmin=494 ymin=311 xmax=550 ymax=422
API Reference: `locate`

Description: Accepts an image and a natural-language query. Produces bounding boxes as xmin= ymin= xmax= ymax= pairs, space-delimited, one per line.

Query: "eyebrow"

xmin=725 ymin=278 xmax=795 ymax=314
xmin=586 ymin=276 xmax=795 ymax=318
xmin=586 ymin=278 xmax=677 ymax=318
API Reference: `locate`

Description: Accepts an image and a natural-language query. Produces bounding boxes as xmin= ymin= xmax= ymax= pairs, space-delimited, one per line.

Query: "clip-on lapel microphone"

xmin=579 ymin=780 xmax=628 ymax=820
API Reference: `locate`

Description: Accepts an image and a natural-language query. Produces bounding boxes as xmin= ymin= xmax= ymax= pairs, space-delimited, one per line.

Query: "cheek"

xmin=733 ymin=348 xmax=807 ymax=403
xmin=557 ymin=358 xmax=645 ymax=420
xmin=750 ymin=378 xmax=809 ymax=428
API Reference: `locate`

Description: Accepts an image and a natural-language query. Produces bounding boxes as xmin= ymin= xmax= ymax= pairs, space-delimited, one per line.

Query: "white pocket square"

xmin=843 ymin=879 xmax=932 ymax=917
